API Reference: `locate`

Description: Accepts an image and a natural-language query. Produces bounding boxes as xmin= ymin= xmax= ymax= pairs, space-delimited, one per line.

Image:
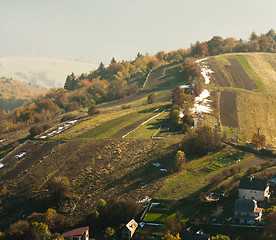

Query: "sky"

xmin=1 ymin=0 xmax=276 ymax=65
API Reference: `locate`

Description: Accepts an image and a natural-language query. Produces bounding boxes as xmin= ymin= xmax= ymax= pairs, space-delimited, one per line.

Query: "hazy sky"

xmin=1 ymin=0 xmax=276 ymax=64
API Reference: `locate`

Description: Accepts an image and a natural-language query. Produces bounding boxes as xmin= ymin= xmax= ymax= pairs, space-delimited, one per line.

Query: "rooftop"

xmin=61 ymin=227 xmax=89 ymax=237
xmin=238 ymin=177 xmax=268 ymax=191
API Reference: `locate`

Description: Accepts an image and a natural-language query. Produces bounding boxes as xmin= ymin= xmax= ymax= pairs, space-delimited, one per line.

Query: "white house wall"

xmin=238 ymin=189 xmax=266 ymax=201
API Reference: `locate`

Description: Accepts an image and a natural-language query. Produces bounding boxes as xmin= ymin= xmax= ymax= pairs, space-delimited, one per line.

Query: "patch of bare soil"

xmin=207 ymin=58 xmax=231 ymax=87
xmin=225 ymin=58 xmax=257 ymax=91
xmin=220 ymin=91 xmax=239 ymax=128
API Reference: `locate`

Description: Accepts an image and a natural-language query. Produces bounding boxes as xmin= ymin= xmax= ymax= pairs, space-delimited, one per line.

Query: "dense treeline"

xmin=1 ymin=29 xmax=275 ymax=135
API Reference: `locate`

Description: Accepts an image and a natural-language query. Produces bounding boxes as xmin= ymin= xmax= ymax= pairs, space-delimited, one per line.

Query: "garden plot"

xmin=220 ymin=91 xmax=239 ymax=128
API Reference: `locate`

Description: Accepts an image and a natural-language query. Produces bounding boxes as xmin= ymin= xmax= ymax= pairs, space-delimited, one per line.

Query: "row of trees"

xmin=190 ymin=29 xmax=276 ymax=58
xmin=0 ymin=208 xmax=68 ymax=240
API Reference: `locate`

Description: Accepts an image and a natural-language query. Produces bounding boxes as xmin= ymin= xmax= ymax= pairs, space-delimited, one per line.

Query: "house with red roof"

xmin=61 ymin=226 xmax=89 ymax=240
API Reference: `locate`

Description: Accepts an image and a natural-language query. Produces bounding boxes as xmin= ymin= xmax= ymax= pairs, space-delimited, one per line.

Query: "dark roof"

xmin=234 ymin=198 xmax=256 ymax=212
xmin=238 ymin=177 xmax=268 ymax=191
xmin=61 ymin=227 xmax=89 ymax=237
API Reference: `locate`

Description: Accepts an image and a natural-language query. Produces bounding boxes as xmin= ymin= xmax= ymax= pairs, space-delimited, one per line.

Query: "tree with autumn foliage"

xmin=191 ymin=41 xmax=209 ymax=57
xmin=173 ymin=150 xmax=186 ymax=172
xmin=162 ymin=231 xmax=181 ymax=240
xmin=251 ymin=132 xmax=266 ymax=148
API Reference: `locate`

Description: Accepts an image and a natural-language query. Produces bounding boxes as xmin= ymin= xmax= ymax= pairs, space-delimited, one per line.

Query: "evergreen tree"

xmin=64 ymin=73 xmax=79 ymax=91
xmin=250 ymin=31 xmax=258 ymax=41
xmin=111 ymin=57 xmax=116 ymax=64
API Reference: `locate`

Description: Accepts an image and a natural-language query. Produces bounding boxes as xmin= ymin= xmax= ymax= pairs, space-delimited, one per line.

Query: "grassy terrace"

xmin=154 ymin=147 xmax=249 ymax=200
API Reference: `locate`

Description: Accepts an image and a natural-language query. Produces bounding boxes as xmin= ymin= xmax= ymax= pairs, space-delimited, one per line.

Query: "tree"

xmin=258 ymin=34 xmax=272 ymax=52
xmin=147 ymin=93 xmax=156 ymax=104
xmin=181 ymin=58 xmax=201 ymax=82
xmin=97 ymin=199 xmax=107 ymax=215
xmin=251 ymin=132 xmax=266 ymax=148
xmin=88 ymin=104 xmax=100 ymax=116
xmin=266 ymin=29 xmax=276 ymax=40
xmin=169 ymin=109 xmax=180 ymax=126
xmin=98 ymin=62 xmax=105 ymax=71
xmin=104 ymin=227 xmax=115 ymax=239
xmin=173 ymin=150 xmax=186 ymax=172
xmin=250 ymin=31 xmax=258 ymax=41
xmin=4 ymin=221 xmax=30 ymax=240
xmin=211 ymin=234 xmax=230 ymax=240
xmin=207 ymin=36 xmax=224 ymax=55
xmin=111 ymin=57 xmax=116 ymax=64
xmin=162 ymin=231 xmax=181 ymax=240
xmin=64 ymin=73 xmax=80 ymax=91
xmin=181 ymin=126 xmax=223 ymax=157
xmin=30 ymin=222 xmax=51 ymax=240
xmin=264 ymin=210 xmax=276 ymax=238
xmin=47 ymin=177 xmax=71 ymax=202
xmin=29 ymin=125 xmax=44 ymax=137
xmin=191 ymin=41 xmax=209 ymax=57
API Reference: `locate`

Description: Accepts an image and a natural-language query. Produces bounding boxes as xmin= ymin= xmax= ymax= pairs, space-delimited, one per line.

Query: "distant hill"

xmin=202 ymin=52 xmax=276 ymax=146
xmin=0 ymin=57 xmax=96 ymax=88
xmin=0 ymin=77 xmax=46 ymax=111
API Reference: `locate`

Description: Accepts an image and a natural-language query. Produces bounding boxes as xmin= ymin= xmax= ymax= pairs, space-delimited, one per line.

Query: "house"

xmin=121 ymin=219 xmax=138 ymax=240
xmin=238 ymin=177 xmax=270 ymax=201
xmin=234 ymin=198 xmax=262 ymax=224
xmin=61 ymin=226 xmax=89 ymax=240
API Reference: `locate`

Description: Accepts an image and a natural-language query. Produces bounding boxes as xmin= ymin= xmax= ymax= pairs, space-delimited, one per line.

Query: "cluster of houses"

xmin=58 ymin=176 xmax=271 ymax=240
xmin=234 ymin=176 xmax=270 ymax=225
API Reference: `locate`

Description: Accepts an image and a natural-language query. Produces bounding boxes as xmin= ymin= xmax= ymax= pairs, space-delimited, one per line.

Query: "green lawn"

xmin=154 ymin=148 xmax=248 ymax=200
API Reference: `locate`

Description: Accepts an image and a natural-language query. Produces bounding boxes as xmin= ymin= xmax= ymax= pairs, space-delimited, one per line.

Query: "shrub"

xmin=47 ymin=177 xmax=71 ymax=202
xmin=88 ymin=104 xmax=100 ymax=116
xmin=173 ymin=150 xmax=186 ymax=172
xmin=29 ymin=125 xmax=44 ymax=137
xmin=147 ymin=93 xmax=156 ymax=104
xmin=181 ymin=126 xmax=223 ymax=157
xmin=121 ymin=105 xmax=131 ymax=110
xmin=61 ymin=113 xmax=75 ymax=122
xmin=42 ymin=123 xmax=51 ymax=131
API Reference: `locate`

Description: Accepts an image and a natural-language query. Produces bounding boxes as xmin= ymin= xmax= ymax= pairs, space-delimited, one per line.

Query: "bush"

xmin=181 ymin=126 xmax=223 ymax=157
xmin=61 ymin=113 xmax=75 ymax=122
xmin=29 ymin=125 xmax=44 ymax=137
xmin=121 ymin=105 xmax=131 ymax=110
xmin=47 ymin=177 xmax=71 ymax=202
xmin=173 ymin=150 xmax=186 ymax=172
xmin=147 ymin=93 xmax=156 ymax=104
xmin=88 ymin=105 xmax=100 ymax=116
xmin=42 ymin=123 xmax=51 ymax=131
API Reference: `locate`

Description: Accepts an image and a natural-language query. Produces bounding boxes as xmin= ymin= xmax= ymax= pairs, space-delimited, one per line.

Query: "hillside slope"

xmin=201 ymin=53 xmax=276 ymax=146
xmin=0 ymin=77 xmax=46 ymax=111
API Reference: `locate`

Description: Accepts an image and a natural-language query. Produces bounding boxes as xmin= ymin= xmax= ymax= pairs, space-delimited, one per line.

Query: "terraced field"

xmin=204 ymin=53 xmax=276 ymax=145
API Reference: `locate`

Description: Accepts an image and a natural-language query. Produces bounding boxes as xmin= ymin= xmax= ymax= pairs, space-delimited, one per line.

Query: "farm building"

xmin=238 ymin=177 xmax=270 ymax=201
xmin=234 ymin=198 xmax=262 ymax=224
xmin=61 ymin=226 xmax=89 ymax=240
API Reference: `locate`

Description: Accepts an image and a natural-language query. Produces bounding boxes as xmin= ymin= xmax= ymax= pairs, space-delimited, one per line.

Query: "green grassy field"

xmin=154 ymin=147 xmax=250 ymax=200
